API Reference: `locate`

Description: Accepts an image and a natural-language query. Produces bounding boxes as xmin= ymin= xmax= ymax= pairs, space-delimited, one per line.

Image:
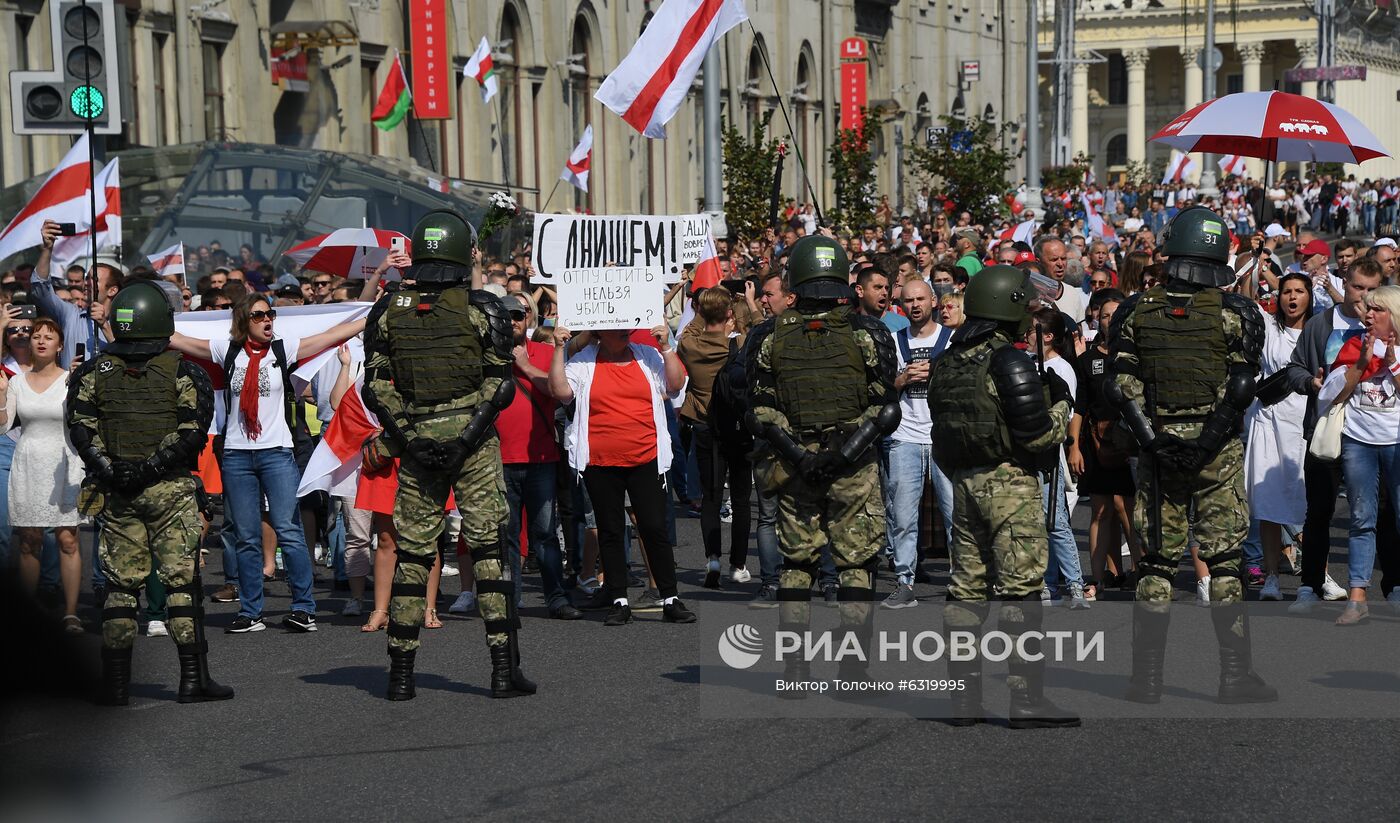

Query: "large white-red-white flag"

xmin=148 ymin=242 xmax=186 ymax=278
xmin=1162 ymin=150 xmax=1199 ymax=184
xmin=595 ymin=0 xmax=749 ymax=138
xmin=51 ymin=156 xmax=122 ymax=272
xmin=561 ymin=126 xmax=593 ymax=192
xmin=998 ymin=219 xmax=1039 ymax=247
xmin=1081 ymin=193 xmax=1119 ymax=248
xmin=297 ymin=374 xmax=380 ymax=497
xmin=0 ymin=133 xmax=96 ymax=262
xmin=1218 ymin=153 xmax=1248 ymax=177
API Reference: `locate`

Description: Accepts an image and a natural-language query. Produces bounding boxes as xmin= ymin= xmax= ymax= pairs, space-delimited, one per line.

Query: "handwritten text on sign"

xmin=556 ymin=265 xmax=662 ymax=331
xmin=532 ymin=213 xmax=711 ymax=285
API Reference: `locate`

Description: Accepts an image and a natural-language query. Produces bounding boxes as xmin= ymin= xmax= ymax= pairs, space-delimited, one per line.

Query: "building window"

xmin=1226 ymin=73 xmax=1243 ymax=95
xmin=362 ymin=62 xmax=378 ymax=154
xmin=570 ymin=16 xmax=592 ymax=211
xmin=1106 ymin=133 xmax=1127 ymax=167
xmin=152 ymin=34 xmax=169 ymax=145
xmin=202 ymin=41 xmax=227 ymax=139
xmin=1107 ymin=53 xmax=1127 ymax=105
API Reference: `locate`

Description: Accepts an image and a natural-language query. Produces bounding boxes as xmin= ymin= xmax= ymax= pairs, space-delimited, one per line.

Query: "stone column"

xmin=1181 ymin=46 xmax=1202 ymax=110
xmin=1239 ymin=42 xmax=1267 ymax=178
xmin=1071 ymin=53 xmax=1089 ymax=159
xmin=1125 ymin=49 xmax=1150 ymax=164
xmin=1295 ymin=39 xmax=1318 ymax=177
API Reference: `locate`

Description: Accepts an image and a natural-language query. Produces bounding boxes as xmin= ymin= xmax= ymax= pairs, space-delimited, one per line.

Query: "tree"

xmin=907 ymin=114 xmax=1019 ymax=225
xmin=1124 ymin=158 xmax=1167 ymax=188
xmin=1042 ymin=151 xmax=1095 ymax=191
xmin=721 ymin=111 xmax=782 ymax=242
xmin=827 ymin=107 xmax=881 ymax=231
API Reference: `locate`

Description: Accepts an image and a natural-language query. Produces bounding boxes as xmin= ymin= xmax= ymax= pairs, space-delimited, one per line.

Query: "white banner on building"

xmin=531 ymin=212 xmax=711 ymax=285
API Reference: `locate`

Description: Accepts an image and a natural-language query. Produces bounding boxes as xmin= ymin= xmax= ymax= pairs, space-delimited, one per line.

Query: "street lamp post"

xmin=1025 ymin=0 xmax=1042 ymax=208
xmin=1197 ymin=0 xmax=1220 ymax=198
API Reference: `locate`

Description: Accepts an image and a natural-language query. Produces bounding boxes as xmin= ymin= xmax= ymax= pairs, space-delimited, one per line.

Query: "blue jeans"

xmin=1041 ymin=466 xmax=1084 ymax=591
xmin=504 ymin=462 xmax=568 ymax=609
xmin=755 ymin=487 xmax=781 ymax=586
xmin=222 ymin=447 xmax=316 ymax=617
xmin=0 ymin=434 xmax=13 ymax=567
xmin=1363 ymin=203 xmax=1376 ymax=236
xmin=1243 ymin=518 xmax=1263 ymax=571
xmin=881 ymin=439 xmax=955 ymax=586
xmin=221 ymin=516 xmax=238 ymax=584
xmin=1340 ymin=436 xmax=1400 ymax=590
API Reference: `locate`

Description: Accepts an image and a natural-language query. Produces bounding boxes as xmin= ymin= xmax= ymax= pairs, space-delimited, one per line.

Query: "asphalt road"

xmin=2 ymin=501 xmax=1397 ymax=822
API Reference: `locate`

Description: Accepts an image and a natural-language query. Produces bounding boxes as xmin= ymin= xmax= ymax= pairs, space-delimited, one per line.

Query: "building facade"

xmin=1038 ymin=0 xmax=1400 ymax=182
xmin=1 ymin=0 xmax=1031 ymax=224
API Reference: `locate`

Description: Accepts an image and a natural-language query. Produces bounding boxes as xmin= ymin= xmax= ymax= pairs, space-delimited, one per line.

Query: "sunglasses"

xmin=5 ymin=326 xmax=33 ymax=335
xmin=248 ymin=309 xmax=278 ymax=321
xmin=509 ymin=311 xmax=527 ymax=321
xmin=313 ymin=280 xmax=332 ymax=287
xmin=213 ymin=301 xmax=233 ymax=309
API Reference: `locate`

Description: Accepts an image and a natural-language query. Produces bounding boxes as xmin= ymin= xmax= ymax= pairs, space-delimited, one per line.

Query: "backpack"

xmin=215 ymin=338 xmax=296 ymax=452
xmin=706 ymin=337 xmax=752 ymax=448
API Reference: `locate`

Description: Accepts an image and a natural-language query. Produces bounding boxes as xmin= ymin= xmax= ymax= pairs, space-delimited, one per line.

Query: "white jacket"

xmin=563 ymin=343 xmax=675 ymax=474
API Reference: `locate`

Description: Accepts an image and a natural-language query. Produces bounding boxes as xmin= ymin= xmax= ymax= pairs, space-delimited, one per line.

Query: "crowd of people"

xmin=0 ymin=163 xmax=1397 ymax=707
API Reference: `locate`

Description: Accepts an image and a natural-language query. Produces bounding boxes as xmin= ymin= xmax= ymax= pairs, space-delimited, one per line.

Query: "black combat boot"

xmin=1212 ymin=602 xmax=1278 ymax=704
xmin=386 ymin=648 xmax=417 ymax=701
xmin=945 ymin=659 xmax=987 ymax=726
xmin=97 ymin=646 xmax=132 ymax=707
xmin=490 ymin=635 xmax=537 ymax=698
xmin=177 ymin=644 xmax=235 ymax=703
xmin=1125 ymin=604 xmax=1171 ymax=704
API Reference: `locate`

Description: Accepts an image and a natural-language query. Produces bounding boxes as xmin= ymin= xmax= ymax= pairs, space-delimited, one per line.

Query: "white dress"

xmin=1244 ymin=311 xmax=1305 ymax=525
xmin=1 ymin=371 xmax=84 ymax=527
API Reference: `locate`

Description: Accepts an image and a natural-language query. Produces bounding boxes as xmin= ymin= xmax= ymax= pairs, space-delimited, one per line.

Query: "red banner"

xmin=841 ymin=61 xmax=867 ymax=133
xmin=271 ymin=45 xmax=309 ymax=92
xmin=410 ymin=0 xmax=450 ymax=119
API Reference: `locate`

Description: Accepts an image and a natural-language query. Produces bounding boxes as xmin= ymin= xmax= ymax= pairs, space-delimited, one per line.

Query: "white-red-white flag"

xmin=998 ymin=219 xmax=1039 ymax=247
xmin=561 ymin=126 xmax=593 ymax=192
xmin=51 ymin=156 xmax=121 ymax=272
xmin=595 ymin=0 xmax=749 ymax=138
xmin=297 ymin=379 xmax=380 ymax=497
xmin=148 ymin=242 xmax=186 ymax=278
xmin=677 ymin=232 xmax=724 ymax=331
xmin=1218 ymin=154 xmax=1247 ymax=177
xmin=0 ymin=133 xmax=95 ymax=261
xmin=1162 ymin=150 xmax=1199 ymax=184
xmin=1081 ymin=193 xmax=1119 ymax=248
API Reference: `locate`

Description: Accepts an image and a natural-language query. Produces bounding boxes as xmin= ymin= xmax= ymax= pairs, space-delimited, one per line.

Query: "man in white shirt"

xmin=1035 ymin=237 xmax=1085 ymax=322
xmin=879 ymin=280 xmax=955 ymax=609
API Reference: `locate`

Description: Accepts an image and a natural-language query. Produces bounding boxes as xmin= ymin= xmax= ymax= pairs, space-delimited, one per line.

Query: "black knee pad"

xmin=389 ymin=582 xmax=428 ymax=598
xmin=394 ymin=549 xmax=435 ymax=570
xmin=1203 ymin=549 xmax=1244 ymax=579
xmin=386 ymin=621 xmax=421 ymax=642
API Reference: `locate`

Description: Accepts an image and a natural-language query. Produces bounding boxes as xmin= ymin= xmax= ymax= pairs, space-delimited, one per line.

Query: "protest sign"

xmin=532 ymin=213 xmax=711 ymax=285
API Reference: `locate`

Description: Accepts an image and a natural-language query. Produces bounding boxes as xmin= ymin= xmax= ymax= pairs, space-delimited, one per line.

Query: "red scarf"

xmin=1331 ymin=334 xmax=1384 ymax=383
xmin=239 ymin=339 xmax=269 ymax=441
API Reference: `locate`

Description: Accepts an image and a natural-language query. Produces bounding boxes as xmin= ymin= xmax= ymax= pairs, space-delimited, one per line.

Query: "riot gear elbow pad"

xmin=837 ymin=403 xmax=902 ymax=464
xmin=1102 ymin=379 xmax=1157 ymax=450
xmin=71 ymin=427 xmax=114 ymax=484
xmin=744 ymin=410 xmax=809 ymax=468
xmin=1198 ymin=368 xmax=1255 ymax=455
xmin=458 ymin=378 xmax=517 ymax=455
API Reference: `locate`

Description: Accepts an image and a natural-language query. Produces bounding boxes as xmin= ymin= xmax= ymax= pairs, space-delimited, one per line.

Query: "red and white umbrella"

xmin=284 ymin=227 xmax=411 ymax=279
xmin=1150 ymin=91 xmax=1389 ymax=164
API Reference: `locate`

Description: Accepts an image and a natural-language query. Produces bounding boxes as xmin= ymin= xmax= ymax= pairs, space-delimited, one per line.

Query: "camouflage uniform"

xmin=746 ymin=305 xmax=897 ymax=650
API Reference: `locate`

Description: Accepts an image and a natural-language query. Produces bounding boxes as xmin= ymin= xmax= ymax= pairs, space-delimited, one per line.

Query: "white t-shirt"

xmin=1053 ymin=284 xmax=1086 ymax=323
xmin=210 ymin=336 xmax=303 ymax=450
xmin=891 ymin=325 xmax=947 ymax=444
xmin=1045 ymin=356 xmax=1078 ymax=400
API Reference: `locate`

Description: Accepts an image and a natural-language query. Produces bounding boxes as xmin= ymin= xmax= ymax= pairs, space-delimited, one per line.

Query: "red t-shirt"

xmin=629 ymin=329 xmax=664 ymax=351
xmin=497 ymin=340 xmax=560 ymax=465
xmin=587 ymin=359 xmax=657 ymax=467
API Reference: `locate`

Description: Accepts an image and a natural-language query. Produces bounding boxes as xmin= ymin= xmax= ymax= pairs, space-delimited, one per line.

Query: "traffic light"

xmin=9 ymin=0 xmax=124 ymax=135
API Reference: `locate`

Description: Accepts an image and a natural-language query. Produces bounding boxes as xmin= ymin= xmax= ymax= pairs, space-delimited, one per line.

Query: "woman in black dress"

xmin=1066 ymin=289 xmax=1141 ymax=597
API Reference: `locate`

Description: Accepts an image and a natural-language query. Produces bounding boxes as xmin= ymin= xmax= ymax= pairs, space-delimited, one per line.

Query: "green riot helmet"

xmin=962 ymin=264 xmax=1034 ymax=331
xmin=110 ymin=280 xmax=178 ymax=340
xmin=787 ymin=235 xmax=850 ymax=289
xmin=1160 ymin=205 xmax=1234 ymax=287
xmin=409 ymin=209 xmax=477 ymax=285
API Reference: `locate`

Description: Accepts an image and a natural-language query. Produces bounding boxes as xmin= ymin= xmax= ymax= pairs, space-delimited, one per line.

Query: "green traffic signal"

xmin=68 ymin=84 xmax=104 ymax=119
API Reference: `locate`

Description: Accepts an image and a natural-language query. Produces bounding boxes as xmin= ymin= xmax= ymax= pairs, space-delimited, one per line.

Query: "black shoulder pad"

xmin=990 ymin=345 xmax=1052 ymax=443
xmin=469 ymin=288 xmax=513 ymax=357
xmin=64 ymin=357 xmax=102 ymax=419
xmin=743 ymin=317 xmax=778 ymax=408
xmin=850 ymin=312 xmax=898 ymax=383
xmin=178 ymin=358 xmax=217 ymax=435
xmin=1222 ymin=291 xmax=1264 ymax=368
xmin=1106 ymin=291 xmax=1144 ymax=355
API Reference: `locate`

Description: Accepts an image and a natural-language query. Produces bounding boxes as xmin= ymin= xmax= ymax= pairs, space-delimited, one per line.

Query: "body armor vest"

xmin=1133 ymin=285 xmax=1228 ymax=414
xmin=96 ymin=350 xmax=180 ymax=461
xmin=385 ymin=287 xmax=484 ymax=407
xmin=771 ymin=306 xmax=866 ymax=431
xmin=929 ymin=338 xmax=1016 ymax=472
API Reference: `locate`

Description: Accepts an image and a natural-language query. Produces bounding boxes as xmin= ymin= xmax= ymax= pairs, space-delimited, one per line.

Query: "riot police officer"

xmin=744 ymin=235 xmax=900 ymax=681
xmin=928 ymin=265 xmax=1078 ymax=728
xmin=362 ymin=209 xmax=533 ymax=701
xmin=1105 ymin=205 xmax=1275 ymax=704
xmin=68 ymin=279 xmax=232 ymax=706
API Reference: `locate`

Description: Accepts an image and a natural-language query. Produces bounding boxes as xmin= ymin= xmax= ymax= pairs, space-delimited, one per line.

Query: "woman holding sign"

xmin=549 ymin=324 xmax=693 ymax=627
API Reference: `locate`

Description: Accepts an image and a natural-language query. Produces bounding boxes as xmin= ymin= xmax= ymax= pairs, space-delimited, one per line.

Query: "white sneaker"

xmin=1260 ymin=574 xmax=1283 ymax=601
xmin=1040 ymin=586 xmax=1052 ymax=603
xmin=448 ymin=591 xmax=476 ymax=615
xmin=1321 ymin=573 xmax=1348 ymax=601
xmin=730 ymin=566 xmax=751 ymax=584
xmin=145 ymin=619 xmax=168 ymax=637
xmin=1196 ymin=576 xmax=1211 ymax=606
xmin=341 ymin=599 xmax=363 ymax=617
xmin=1288 ymin=586 xmax=1320 ymax=614
xmin=441 ymin=564 xmax=461 ymax=578
xmin=313 ymin=544 xmax=324 ymax=563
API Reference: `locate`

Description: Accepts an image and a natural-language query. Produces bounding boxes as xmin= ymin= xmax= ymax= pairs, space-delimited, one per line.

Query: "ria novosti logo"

xmin=717 ymin=624 xmax=764 ymax=669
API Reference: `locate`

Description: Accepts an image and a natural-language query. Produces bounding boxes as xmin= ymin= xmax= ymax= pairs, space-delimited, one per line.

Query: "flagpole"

xmin=491 ymin=100 xmax=512 ymax=191
xmin=541 ymin=179 xmax=563 ymax=213
xmin=80 ymin=0 xmax=99 ymax=351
